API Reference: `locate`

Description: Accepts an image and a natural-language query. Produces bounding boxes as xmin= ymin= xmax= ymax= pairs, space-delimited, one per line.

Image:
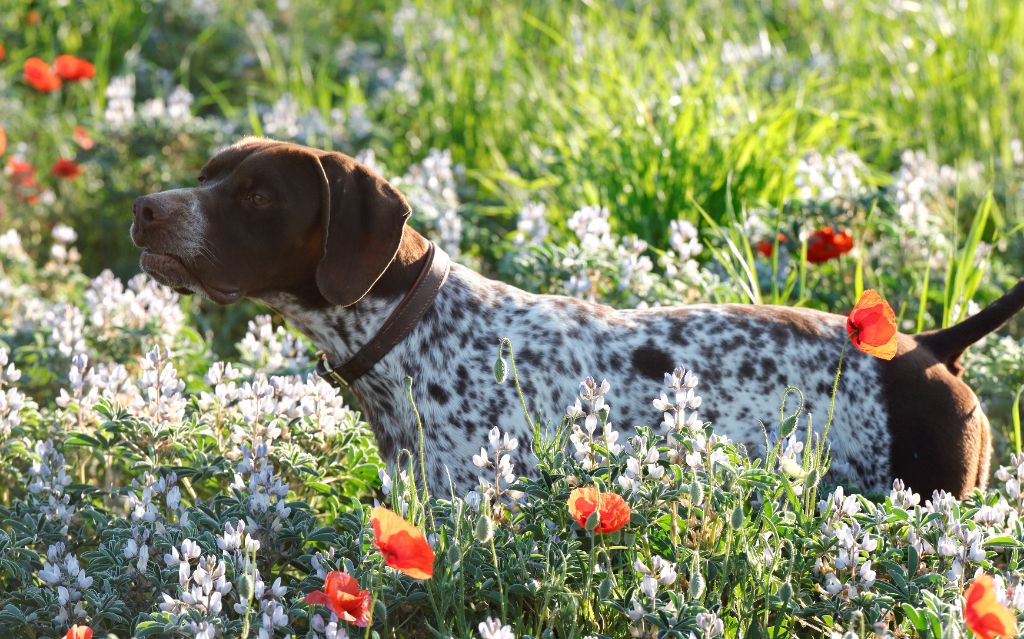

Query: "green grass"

xmin=1 ymin=2 xmax=1024 ymax=636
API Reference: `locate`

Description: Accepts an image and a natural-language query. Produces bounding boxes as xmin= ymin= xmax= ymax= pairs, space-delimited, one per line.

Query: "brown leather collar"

xmin=316 ymin=242 xmax=451 ymax=386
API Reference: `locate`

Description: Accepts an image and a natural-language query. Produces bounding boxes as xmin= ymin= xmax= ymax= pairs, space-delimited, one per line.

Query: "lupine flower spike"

xmin=846 ymin=289 xmax=898 ymax=360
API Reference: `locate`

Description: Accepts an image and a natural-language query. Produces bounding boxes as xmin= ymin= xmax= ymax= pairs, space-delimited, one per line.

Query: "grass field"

xmin=1 ymin=1 xmax=1023 ymax=637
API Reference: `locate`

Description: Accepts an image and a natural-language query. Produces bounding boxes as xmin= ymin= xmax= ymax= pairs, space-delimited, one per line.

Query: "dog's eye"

xmin=198 ymin=174 xmax=207 ymax=184
xmin=249 ymin=193 xmax=271 ymax=206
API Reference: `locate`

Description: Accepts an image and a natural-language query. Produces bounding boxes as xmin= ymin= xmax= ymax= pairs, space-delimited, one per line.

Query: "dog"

xmin=131 ymin=137 xmax=1024 ymax=499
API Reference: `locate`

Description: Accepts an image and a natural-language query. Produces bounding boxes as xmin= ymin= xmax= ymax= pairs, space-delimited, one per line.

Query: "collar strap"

xmin=316 ymin=242 xmax=451 ymax=387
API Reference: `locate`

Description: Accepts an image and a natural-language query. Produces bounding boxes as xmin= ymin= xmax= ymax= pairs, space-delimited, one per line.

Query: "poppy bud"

xmin=494 ymin=351 xmax=508 ymax=384
xmin=779 ymin=414 xmax=798 ymax=439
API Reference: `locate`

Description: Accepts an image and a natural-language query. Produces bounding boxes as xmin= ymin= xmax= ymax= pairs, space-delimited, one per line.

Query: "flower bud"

xmin=494 ymin=351 xmax=509 ymax=384
xmin=730 ymin=505 xmax=744 ymax=529
xmin=475 ymin=513 xmax=495 ymax=544
xmin=689 ymin=480 xmax=704 ymax=504
xmin=688 ymin=568 xmax=705 ymax=600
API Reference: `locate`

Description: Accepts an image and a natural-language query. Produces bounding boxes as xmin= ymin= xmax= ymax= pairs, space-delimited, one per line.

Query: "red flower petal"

xmin=305 ymin=571 xmax=372 ymax=627
xmin=964 ymin=575 xmax=1018 ymax=639
xmin=303 ymin=590 xmax=330 ymax=606
xmin=51 ymin=158 xmax=82 ymax=179
xmin=846 ymin=289 xmax=898 ymax=360
xmin=370 ymin=507 xmax=435 ymax=579
xmin=54 ymin=55 xmax=96 ymax=81
xmin=568 ymin=486 xmax=631 ymax=533
xmin=806 ymin=227 xmax=854 ymax=264
xmin=63 ymin=626 xmax=93 ymax=639
xmin=24 ymin=57 xmax=62 ymax=92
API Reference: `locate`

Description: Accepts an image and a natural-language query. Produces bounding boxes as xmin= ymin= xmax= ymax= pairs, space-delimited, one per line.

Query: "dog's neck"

xmin=260 ymin=226 xmax=433 ymax=371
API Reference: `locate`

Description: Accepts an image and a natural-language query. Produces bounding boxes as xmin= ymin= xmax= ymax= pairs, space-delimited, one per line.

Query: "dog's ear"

xmin=313 ymin=152 xmax=410 ymax=307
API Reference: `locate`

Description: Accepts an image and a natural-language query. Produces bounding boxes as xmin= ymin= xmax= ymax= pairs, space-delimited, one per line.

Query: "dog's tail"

xmin=915 ymin=278 xmax=1024 ymax=376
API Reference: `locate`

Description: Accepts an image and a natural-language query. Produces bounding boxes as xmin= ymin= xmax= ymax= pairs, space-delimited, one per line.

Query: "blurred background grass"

xmin=1 ymin=0 xmax=1021 ymax=274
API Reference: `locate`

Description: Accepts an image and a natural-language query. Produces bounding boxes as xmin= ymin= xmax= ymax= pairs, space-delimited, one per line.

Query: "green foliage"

xmin=1 ymin=0 xmax=1023 ymax=637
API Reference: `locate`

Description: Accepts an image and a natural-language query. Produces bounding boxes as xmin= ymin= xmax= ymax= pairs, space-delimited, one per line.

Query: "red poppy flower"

xmin=370 ymin=506 xmax=435 ymax=580
xmin=73 ymin=126 xmax=94 ymax=150
xmin=757 ymin=233 xmax=787 ymax=258
xmin=304 ymin=571 xmax=371 ymax=627
xmin=806 ymin=227 xmax=853 ymax=263
xmin=0 ymin=43 xmax=5 ymax=62
xmin=54 ymin=55 xmax=96 ymax=81
xmin=7 ymin=157 xmax=40 ymax=203
xmin=63 ymin=626 xmax=93 ymax=639
xmin=51 ymin=158 xmax=82 ymax=179
xmin=567 ymin=486 xmax=631 ymax=533
xmin=6 ymin=158 xmax=36 ymax=187
xmin=965 ymin=575 xmax=1017 ymax=639
xmin=23 ymin=57 xmax=62 ymax=92
xmin=846 ymin=289 xmax=898 ymax=360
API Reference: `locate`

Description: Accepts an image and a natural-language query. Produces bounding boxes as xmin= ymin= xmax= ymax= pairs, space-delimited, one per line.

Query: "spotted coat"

xmin=265 ymin=263 xmax=891 ymax=496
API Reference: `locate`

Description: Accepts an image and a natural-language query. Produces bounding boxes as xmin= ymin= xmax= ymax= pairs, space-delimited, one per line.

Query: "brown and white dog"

xmin=131 ymin=137 xmax=1024 ymax=498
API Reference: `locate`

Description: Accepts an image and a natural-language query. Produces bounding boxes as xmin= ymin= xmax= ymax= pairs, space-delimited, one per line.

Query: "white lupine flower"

xmin=515 ymin=202 xmax=549 ymax=246
xmin=166 ymin=85 xmax=194 ymax=122
xmin=1011 ymin=138 xmax=1023 ymax=165
xmin=478 ymin=617 xmax=516 ymax=639
xmin=668 ymin=219 xmax=701 ymax=261
xmin=567 ymin=205 xmax=613 ymax=251
xmin=472 ymin=426 xmax=524 ymax=506
xmin=794 ymin=148 xmax=867 ymax=201
xmin=104 ymin=75 xmax=135 ymax=127
xmin=38 ymin=543 xmax=92 ymax=625
xmin=51 ymin=225 xmax=77 ymax=245
xmin=696 ymin=611 xmax=725 ymax=638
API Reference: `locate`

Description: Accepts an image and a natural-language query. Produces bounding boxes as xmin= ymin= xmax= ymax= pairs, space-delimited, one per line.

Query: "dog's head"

xmin=130 ymin=137 xmax=410 ymax=306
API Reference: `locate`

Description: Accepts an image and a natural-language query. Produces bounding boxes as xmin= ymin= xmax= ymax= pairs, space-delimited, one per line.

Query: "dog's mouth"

xmin=139 ymin=250 xmax=241 ymax=305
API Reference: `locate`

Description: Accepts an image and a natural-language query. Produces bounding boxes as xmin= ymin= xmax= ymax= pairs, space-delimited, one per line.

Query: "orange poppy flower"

xmin=23 ymin=57 xmax=62 ymax=92
xmin=51 ymin=158 xmax=82 ymax=179
xmin=0 ymin=128 xmax=6 ymax=157
xmin=73 ymin=126 xmax=94 ymax=150
xmin=964 ymin=575 xmax=1018 ymax=639
xmin=567 ymin=486 xmax=631 ymax=534
xmin=54 ymin=55 xmax=96 ymax=81
xmin=370 ymin=506 xmax=435 ymax=580
xmin=846 ymin=289 xmax=898 ymax=360
xmin=63 ymin=626 xmax=93 ymax=639
xmin=0 ymin=43 xmax=5 ymax=62
xmin=304 ymin=571 xmax=371 ymax=627
xmin=806 ymin=227 xmax=853 ymax=264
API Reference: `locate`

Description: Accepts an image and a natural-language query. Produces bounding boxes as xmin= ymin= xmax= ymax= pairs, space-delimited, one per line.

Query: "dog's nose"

xmin=132 ymin=194 xmax=174 ymax=230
